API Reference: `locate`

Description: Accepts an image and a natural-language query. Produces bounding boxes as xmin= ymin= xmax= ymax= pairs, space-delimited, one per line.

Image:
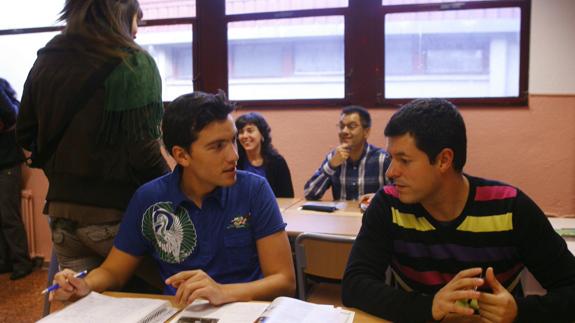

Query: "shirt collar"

xmin=348 ymin=142 xmax=370 ymax=165
xmin=167 ymin=165 xmax=227 ymax=209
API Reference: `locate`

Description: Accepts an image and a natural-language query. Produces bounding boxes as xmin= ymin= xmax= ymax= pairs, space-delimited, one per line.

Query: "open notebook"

xmin=37 ymin=292 xmax=178 ymax=323
xmin=171 ymin=296 xmax=354 ymax=323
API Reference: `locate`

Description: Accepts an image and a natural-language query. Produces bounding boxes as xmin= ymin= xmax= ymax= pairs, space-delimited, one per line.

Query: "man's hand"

xmin=166 ymin=270 xmax=231 ymax=306
xmin=478 ymin=267 xmax=517 ymax=323
xmin=50 ymin=269 xmax=92 ymax=302
xmin=432 ymin=267 xmax=483 ymax=321
xmin=359 ymin=193 xmax=375 ymax=211
xmin=328 ymin=144 xmax=351 ymax=168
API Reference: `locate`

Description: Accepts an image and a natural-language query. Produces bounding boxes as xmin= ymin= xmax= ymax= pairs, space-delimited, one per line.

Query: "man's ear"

xmin=436 ymin=148 xmax=454 ymax=172
xmin=172 ymin=145 xmax=191 ymax=167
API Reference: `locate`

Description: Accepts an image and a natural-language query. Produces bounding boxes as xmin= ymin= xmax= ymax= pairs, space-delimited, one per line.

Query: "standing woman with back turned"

xmin=236 ymin=112 xmax=294 ymax=198
xmin=16 ymin=0 xmax=169 ymax=280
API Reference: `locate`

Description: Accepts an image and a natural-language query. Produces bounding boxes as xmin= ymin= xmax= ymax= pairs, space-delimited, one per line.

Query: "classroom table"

xmin=548 ymin=217 xmax=575 ymax=254
xmin=280 ymin=199 xmax=575 ymax=254
xmin=278 ymin=198 xmax=575 ymax=298
xmin=280 ymin=199 xmax=364 ymax=237
xmin=275 ymin=197 xmax=302 ymax=212
xmin=104 ymin=291 xmax=390 ymax=323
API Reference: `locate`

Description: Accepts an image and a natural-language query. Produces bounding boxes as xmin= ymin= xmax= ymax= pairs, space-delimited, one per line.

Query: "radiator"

xmin=20 ymin=189 xmax=37 ymax=258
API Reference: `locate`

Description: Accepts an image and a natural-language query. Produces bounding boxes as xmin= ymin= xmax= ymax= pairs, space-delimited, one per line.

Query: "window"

xmin=0 ymin=0 xmax=64 ymax=99
xmin=140 ymin=0 xmax=196 ymax=19
xmin=225 ymin=1 xmax=348 ymax=102
xmin=0 ymin=0 xmax=64 ymax=30
xmin=226 ymin=0 xmax=348 ymax=15
xmin=382 ymin=7 xmax=521 ymax=99
xmin=0 ymin=0 xmax=530 ymax=106
xmin=382 ymin=0 xmax=496 ymax=4
xmin=138 ymin=0 xmax=196 ymax=101
xmin=228 ymin=17 xmax=345 ymax=100
xmin=0 ymin=32 xmax=61 ymax=99
xmin=138 ymin=24 xmax=194 ymax=101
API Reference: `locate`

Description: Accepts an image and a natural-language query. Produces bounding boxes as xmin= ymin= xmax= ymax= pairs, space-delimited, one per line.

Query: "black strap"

xmin=27 ymin=59 xmax=121 ymax=168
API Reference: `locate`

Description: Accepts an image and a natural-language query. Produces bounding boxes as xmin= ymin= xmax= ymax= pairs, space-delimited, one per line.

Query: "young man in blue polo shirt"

xmin=50 ymin=91 xmax=296 ymax=306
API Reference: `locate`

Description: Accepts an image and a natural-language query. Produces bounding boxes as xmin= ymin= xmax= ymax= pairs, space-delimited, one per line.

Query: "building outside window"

xmin=0 ymin=0 xmax=529 ymax=105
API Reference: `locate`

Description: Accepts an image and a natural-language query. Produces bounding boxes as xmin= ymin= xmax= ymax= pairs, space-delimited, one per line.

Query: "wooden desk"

xmin=281 ymin=200 xmax=363 ymax=237
xmin=276 ymin=197 xmax=302 ymax=212
xmin=104 ymin=292 xmax=389 ymax=323
xmin=548 ymin=217 xmax=575 ymax=254
xmin=290 ymin=200 xmax=364 ymax=216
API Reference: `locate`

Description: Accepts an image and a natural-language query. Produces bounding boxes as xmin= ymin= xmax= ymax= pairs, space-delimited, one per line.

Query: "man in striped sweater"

xmin=342 ymin=98 xmax=575 ymax=322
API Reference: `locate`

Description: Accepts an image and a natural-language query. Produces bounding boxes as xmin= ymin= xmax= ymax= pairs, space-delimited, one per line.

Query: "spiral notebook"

xmin=37 ymin=292 xmax=178 ymax=323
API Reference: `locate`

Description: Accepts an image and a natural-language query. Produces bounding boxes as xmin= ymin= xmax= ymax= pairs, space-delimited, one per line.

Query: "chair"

xmin=294 ymin=232 xmax=356 ymax=306
xmin=42 ymin=249 xmax=59 ymax=317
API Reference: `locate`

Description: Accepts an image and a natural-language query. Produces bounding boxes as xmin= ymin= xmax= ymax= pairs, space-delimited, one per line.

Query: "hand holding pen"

xmin=46 ymin=269 xmax=92 ymax=302
xmin=42 ymin=270 xmax=88 ymax=294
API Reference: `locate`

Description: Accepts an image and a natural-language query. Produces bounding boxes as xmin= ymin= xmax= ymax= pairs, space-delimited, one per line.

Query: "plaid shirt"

xmin=304 ymin=143 xmax=390 ymax=200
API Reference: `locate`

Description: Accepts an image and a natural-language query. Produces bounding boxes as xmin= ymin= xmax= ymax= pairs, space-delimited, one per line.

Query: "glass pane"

xmin=226 ymin=0 xmax=348 ymax=15
xmin=140 ymin=0 xmax=196 ymax=19
xmin=137 ymin=24 xmax=194 ymax=101
xmin=382 ymin=0 xmax=496 ymax=5
xmin=384 ymin=8 xmax=521 ymax=98
xmin=0 ymin=32 xmax=60 ymax=100
xmin=0 ymin=0 xmax=65 ymax=29
xmin=228 ymin=16 xmax=345 ymax=100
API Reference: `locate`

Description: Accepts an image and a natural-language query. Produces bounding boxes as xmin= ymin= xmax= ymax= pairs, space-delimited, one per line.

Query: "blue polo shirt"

xmin=114 ymin=166 xmax=286 ymax=295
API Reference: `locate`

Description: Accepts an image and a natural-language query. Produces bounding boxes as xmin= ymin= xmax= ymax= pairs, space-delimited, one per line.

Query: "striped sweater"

xmin=343 ymin=175 xmax=575 ymax=322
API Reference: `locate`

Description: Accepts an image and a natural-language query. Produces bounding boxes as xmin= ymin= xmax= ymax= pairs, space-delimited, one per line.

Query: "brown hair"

xmin=59 ymin=0 xmax=143 ymax=59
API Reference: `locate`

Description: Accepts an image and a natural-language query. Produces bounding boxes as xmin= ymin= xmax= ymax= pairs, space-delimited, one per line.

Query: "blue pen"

xmin=41 ymin=270 xmax=88 ymax=295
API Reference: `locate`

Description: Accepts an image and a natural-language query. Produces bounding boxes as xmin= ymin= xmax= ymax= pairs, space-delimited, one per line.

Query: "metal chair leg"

xmin=42 ymin=249 xmax=59 ymax=317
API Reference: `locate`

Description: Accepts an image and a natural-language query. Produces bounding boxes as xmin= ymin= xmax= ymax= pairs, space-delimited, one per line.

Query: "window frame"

xmin=223 ymin=7 xmax=350 ymax=107
xmin=0 ymin=0 xmax=531 ymax=108
xmin=376 ymin=0 xmax=531 ymax=106
xmin=138 ymin=17 xmax=197 ymax=103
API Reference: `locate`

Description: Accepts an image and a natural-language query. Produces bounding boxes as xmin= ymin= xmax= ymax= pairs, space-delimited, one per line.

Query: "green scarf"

xmin=99 ymin=51 xmax=163 ymax=144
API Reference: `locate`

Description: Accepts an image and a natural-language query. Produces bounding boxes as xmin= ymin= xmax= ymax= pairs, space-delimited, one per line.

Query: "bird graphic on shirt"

xmin=142 ymin=201 xmax=197 ymax=264
xmin=153 ymin=207 xmax=183 ymax=262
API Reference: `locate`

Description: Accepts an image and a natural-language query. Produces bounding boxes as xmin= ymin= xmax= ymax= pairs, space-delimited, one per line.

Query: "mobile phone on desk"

xmin=177 ymin=317 xmax=219 ymax=323
xmin=301 ymin=202 xmax=337 ymax=212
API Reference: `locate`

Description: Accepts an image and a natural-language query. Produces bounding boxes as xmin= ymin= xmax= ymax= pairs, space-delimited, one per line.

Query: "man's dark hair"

xmin=162 ymin=90 xmax=235 ymax=155
xmin=384 ymin=98 xmax=467 ymax=172
xmin=341 ymin=105 xmax=371 ymax=128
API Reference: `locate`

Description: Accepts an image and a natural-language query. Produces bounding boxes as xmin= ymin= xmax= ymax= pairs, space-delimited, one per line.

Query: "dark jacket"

xmin=238 ymin=153 xmax=294 ymax=198
xmin=0 ymin=78 xmax=24 ymax=170
xmin=16 ymin=34 xmax=169 ymax=211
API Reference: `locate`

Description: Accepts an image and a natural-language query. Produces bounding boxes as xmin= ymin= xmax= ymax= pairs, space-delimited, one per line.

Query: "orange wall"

xmin=21 ymin=94 xmax=575 ymax=260
xmin=249 ymin=95 xmax=575 ymax=218
xmin=20 ymin=0 xmax=575 ymax=260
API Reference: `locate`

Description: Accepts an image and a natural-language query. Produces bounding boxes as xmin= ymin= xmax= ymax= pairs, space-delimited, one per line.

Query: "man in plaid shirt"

xmin=304 ymin=106 xmax=390 ymax=201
